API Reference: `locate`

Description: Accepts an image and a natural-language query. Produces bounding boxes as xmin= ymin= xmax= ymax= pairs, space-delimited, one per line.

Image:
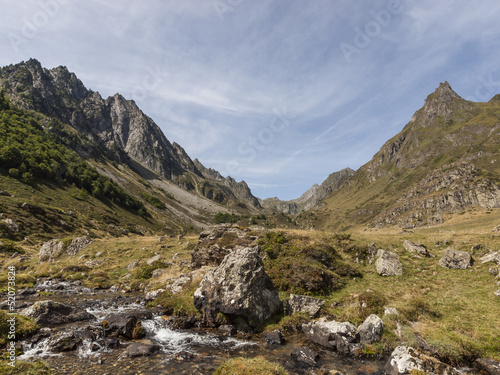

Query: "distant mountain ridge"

xmin=0 ymin=59 xmax=260 ymax=212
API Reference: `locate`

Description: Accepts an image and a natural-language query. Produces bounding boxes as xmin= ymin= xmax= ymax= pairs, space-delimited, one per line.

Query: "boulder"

xmin=439 ymin=249 xmax=474 ymax=269
xmin=480 ymin=252 xmax=500 ymax=265
xmin=39 ymin=240 xmax=65 ymax=262
xmin=170 ymin=275 xmax=192 ymax=295
xmin=152 ymin=269 xmax=167 ymax=278
xmin=291 ymin=346 xmax=320 ymax=367
xmin=193 ymin=246 xmax=280 ymax=329
xmin=385 ymin=346 xmax=460 ymax=375
xmin=375 ymin=250 xmax=403 ymax=276
xmin=495 ymin=290 xmax=500 ymax=298
xmin=103 ymin=311 xmax=153 ymax=339
xmin=264 ymin=329 xmax=284 ymax=345
xmin=49 ymin=332 xmax=81 ymax=352
xmin=284 ymin=294 xmax=325 ymax=318
xmin=218 ymin=325 xmax=237 ymax=336
xmin=0 ymin=190 xmax=11 ymax=197
xmin=356 ymin=314 xmax=384 ymax=344
xmin=302 ymin=318 xmax=357 ymax=352
xmin=66 ymin=236 xmax=93 ymax=256
xmin=403 ymin=240 xmax=433 ymax=258
xmin=475 ymin=358 xmax=500 ymax=375
xmin=20 ymin=300 xmax=95 ymax=327
xmin=191 ymin=244 xmax=230 ymax=269
xmin=123 ymin=343 xmax=160 ymax=358
xmin=145 ymin=289 xmax=165 ymax=301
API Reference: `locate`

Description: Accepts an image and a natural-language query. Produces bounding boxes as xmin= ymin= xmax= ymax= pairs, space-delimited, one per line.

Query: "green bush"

xmin=214 ymin=212 xmax=241 ymax=224
xmin=140 ymin=193 xmax=164 ymax=209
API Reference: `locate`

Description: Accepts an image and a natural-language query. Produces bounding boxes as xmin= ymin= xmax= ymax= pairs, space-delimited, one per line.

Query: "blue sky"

xmin=1 ymin=1 xmax=500 ymax=200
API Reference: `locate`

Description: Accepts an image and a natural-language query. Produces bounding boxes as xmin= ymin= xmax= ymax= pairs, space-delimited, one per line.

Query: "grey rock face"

xmin=193 ymin=246 xmax=280 ymax=329
xmin=385 ymin=346 xmax=460 ymax=375
xmin=439 ymin=249 xmax=474 ymax=269
xmin=20 ymin=300 xmax=95 ymax=327
xmin=375 ymin=250 xmax=403 ymax=276
xmin=356 ymin=314 xmax=384 ymax=344
xmin=403 ymin=240 xmax=433 ymax=258
xmin=66 ymin=236 xmax=93 ymax=256
xmin=284 ymin=294 xmax=325 ymax=318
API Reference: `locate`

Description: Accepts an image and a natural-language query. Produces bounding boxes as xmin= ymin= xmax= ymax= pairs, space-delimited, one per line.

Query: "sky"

xmin=1 ymin=1 xmax=500 ymax=200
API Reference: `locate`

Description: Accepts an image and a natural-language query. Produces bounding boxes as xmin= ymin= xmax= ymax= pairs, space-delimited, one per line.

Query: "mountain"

xmin=260 ymin=168 xmax=355 ymax=214
xmin=0 ymin=59 xmax=262 ymax=238
xmin=313 ymin=82 xmax=500 ymax=230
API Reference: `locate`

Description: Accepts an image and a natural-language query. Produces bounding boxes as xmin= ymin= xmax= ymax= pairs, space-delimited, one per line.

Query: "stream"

xmin=13 ymin=279 xmax=388 ymax=375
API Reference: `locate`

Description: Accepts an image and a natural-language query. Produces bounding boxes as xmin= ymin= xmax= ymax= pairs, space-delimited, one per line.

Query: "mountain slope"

xmin=314 ymin=82 xmax=500 ymax=230
xmin=0 ymin=60 xmax=262 ymax=235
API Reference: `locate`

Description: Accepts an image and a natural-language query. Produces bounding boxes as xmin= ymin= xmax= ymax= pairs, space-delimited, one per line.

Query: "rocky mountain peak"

xmin=410 ymin=81 xmax=469 ymax=127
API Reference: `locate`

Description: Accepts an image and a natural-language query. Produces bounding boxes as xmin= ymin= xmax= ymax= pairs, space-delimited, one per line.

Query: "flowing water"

xmin=15 ymin=280 xmax=387 ymax=375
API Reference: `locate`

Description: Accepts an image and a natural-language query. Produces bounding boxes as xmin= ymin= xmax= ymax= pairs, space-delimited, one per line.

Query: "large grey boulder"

xmin=356 ymin=314 xmax=384 ymax=344
xmin=66 ymin=236 xmax=93 ymax=256
xmin=439 ymin=249 xmax=474 ymax=269
xmin=123 ymin=342 xmax=160 ymax=358
xmin=403 ymin=240 xmax=433 ymax=258
xmin=385 ymin=346 xmax=460 ymax=375
xmin=20 ymin=300 xmax=95 ymax=327
xmin=375 ymin=250 xmax=403 ymax=276
xmin=193 ymin=246 xmax=280 ymax=329
xmin=284 ymin=294 xmax=325 ymax=318
xmin=302 ymin=318 xmax=357 ymax=354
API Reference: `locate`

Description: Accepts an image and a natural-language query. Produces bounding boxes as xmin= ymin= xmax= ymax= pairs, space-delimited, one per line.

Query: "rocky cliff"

xmin=0 ymin=59 xmax=260 ymax=211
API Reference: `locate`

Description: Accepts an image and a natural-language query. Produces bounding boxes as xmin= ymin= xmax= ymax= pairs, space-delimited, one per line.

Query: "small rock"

xmin=264 ymin=329 xmax=284 ymax=345
xmin=49 ymin=332 xmax=81 ymax=352
xmin=495 ymin=290 xmax=500 ymax=298
xmin=284 ymin=294 xmax=325 ymax=318
xmin=126 ymin=260 xmax=141 ymax=271
xmin=145 ymin=289 xmax=165 ymax=301
xmin=218 ymin=325 xmax=237 ymax=336
xmin=384 ymin=307 xmax=399 ymax=316
xmin=439 ymin=249 xmax=474 ymax=269
xmin=403 ymin=240 xmax=433 ymax=258
xmin=2 ymin=218 xmax=19 ymax=233
xmin=0 ymin=191 xmax=12 ymax=197
xmin=480 ymin=251 xmax=500 ymax=265
xmin=147 ymin=254 xmax=161 ymax=266
xmin=152 ymin=269 xmax=167 ymax=278
xmin=385 ymin=346 xmax=460 ymax=375
xmin=123 ymin=343 xmax=160 ymax=358
xmin=291 ymin=346 xmax=320 ymax=367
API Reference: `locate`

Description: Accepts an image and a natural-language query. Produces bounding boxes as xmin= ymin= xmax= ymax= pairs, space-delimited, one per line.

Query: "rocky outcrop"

xmin=284 ymin=294 xmax=325 ymax=318
xmin=356 ymin=314 xmax=384 ymax=344
xmin=403 ymin=240 xmax=433 ymax=258
xmin=20 ymin=300 xmax=95 ymax=327
xmin=375 ymin=250 xmax=403 ymax=276
xmin=385 ymin=346 xmax=460 ymax=375
xmin=193 ymin=246 xmax=280 ymax=329
xmin=39 ymin=237 xmax=92 ymax=262
xmin=480 ymin=252 xmax=500 ymax=265
xmin=439 ymin=249 xmax=474 ymax=269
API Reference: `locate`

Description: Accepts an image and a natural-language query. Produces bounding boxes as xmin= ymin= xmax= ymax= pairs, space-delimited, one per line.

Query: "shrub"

xmin=214 ymin=212 xmax=241 ymax=224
